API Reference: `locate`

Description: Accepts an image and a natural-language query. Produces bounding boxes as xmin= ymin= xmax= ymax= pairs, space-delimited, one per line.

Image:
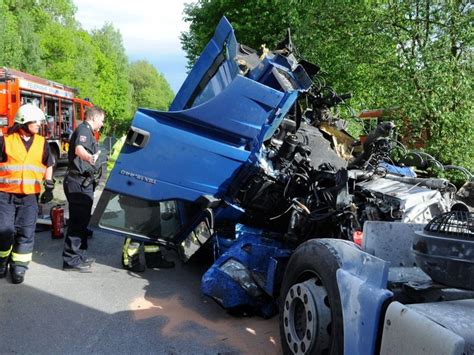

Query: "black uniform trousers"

xmin=62 ymin=174 xmax=94 ymax=266
xmin=0 ymin=192 xmax=38 ymax=271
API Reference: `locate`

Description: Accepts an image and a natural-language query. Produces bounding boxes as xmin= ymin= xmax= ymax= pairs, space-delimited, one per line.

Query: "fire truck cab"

xmin=0 ymin=67 xmax=93 ymax=162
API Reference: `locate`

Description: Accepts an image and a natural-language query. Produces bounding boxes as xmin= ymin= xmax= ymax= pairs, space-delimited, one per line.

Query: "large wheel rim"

xmin=283 ymin=277 xmax=332 ymax=354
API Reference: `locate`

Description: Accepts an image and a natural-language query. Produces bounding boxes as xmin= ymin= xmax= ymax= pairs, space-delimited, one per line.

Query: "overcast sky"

xmin=74 ymin=0 xmax=192 ymax=93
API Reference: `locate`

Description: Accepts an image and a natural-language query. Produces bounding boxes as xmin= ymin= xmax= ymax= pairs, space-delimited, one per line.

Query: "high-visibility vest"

xmin=0 ymin=133 xmax=46 ymax=194
xmin=107 ymin=135 xmax=126 ymax=172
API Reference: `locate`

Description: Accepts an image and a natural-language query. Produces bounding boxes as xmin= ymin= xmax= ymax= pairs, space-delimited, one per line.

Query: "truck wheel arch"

xmin=279 ymin=239 xmax=344 ymax=355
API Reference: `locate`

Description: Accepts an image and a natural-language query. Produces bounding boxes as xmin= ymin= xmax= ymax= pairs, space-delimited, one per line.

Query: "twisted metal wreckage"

xmin=90 ymin=17 xmax=474 ymax=355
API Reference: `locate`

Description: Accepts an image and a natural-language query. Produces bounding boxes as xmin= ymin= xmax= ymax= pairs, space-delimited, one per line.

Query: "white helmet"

xmin=14 ymin=104 xmax=46 ymax=125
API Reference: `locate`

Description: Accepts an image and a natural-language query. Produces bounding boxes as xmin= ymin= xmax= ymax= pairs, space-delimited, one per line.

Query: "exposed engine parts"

xmin=233 ymin=83 xmax=460 ymax=246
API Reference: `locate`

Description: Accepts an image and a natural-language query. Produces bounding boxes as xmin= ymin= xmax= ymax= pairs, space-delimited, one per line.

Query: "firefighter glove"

xmin=40 ymin=179 xmax=55 ymax=204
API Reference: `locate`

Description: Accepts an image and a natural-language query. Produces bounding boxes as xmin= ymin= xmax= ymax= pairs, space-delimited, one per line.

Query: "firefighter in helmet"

xmin=0 ymin=103 xmax=55 ymax=284
xmin=107 ymin=135 xmax=174 ymax=272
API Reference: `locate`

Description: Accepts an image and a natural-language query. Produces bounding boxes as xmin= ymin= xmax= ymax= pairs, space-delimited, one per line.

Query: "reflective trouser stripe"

xmin=123 ymin=238 xmax=131 ymax=265
xmin=123 ymin=238 xmax=140 ymax=266
xmin=128 ymin=245 xmax=140 ymax=256
xmin=0 ymin=246 xmax=13 ymax=258
xmin=11 ymin=252 xmax=32 ymax=263
xmin=144 ymin=245 xmax=160 ymax=253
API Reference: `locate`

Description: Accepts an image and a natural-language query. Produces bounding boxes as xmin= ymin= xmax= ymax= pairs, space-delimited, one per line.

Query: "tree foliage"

xmin=129 ymin=60 xmax=174 ymax=112
xmin=90 ymin=23 xmax=132 ymax=134
xmin=0 ymin=0 xmax=174 ymax=136
xmin=181 ymin=0 xmax=473 ymax=171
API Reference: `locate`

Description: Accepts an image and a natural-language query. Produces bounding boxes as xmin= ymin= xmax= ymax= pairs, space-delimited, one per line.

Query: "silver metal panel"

xmin=363 ymin=221 xmax=425 ymax=266
xmin=358 ymin=178 xmax=449 ymax=223
xmin=380 ymin=301 xmax=466 ymax=355
xmin=409 ymin=299 xmax=474 ymax=349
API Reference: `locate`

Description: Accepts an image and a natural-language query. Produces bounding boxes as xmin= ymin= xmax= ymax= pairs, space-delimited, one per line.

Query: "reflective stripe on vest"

xmin=0 ymin=165 xmax=47 ymax=173
xmin=0 ymin=133 xmax=46 ymax=194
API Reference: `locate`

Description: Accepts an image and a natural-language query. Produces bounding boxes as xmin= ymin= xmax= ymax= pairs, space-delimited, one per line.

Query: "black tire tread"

xmin=279 ymin=239 xmax=344 ymax=355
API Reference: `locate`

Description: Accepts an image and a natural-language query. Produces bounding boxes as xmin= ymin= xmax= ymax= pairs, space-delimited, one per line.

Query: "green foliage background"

xmin=181 ymin=0 xmax=473 ymax=171
xmin=0 ymin=0 xmax=174 ymax=136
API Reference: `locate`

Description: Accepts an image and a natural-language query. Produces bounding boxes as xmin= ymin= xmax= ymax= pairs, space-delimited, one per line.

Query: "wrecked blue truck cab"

xmin=91 ymin=17 xmax=474 ymax=355
xmin=91 ymin=15 xmax=311 ymax=313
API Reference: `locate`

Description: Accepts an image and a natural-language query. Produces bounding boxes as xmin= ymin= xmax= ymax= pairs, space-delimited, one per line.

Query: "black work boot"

xmin=145 ymin=252 xmax=175 ymax=269
xmin=10 ymin=267 xmax=26 ymax=284
xmin=122 ymin=240 xmax=145 ymax=273
xmin=122 ymin=253 xmax=145 ymax=273
xmin=0 ymin=258 xmax=8 ymax=279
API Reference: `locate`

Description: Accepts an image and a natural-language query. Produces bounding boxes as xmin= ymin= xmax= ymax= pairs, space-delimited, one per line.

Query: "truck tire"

xmin=279 ymin=239 xmax=344 ymax=355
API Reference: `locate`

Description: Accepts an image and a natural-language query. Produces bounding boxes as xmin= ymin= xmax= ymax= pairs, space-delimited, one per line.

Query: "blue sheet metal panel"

xmin=170 ymin=16 xmax=237 ymax=111
xmin=106 ymin=78 xmax=293 ymax=202
xmin=247 ymin=55 xmax=313 ymax=92
xmin=233 ymin=224 xmax=291 ymax=296
xmin=201 ymin=225 xmax=291 ymax=317
xmin=106 ymin=110 xmax=249 ymax=202
xmin=164 ymin=76 xmax=285 ymax=147
xmin=201 ymin=268 xmax=277 ymax=317
xmin=246 ymin=57 xmax=272 ymax=82
xmin=378 ymin=162 xmax=417 ymax=177
xmin=318 ymin=239 xmax=393 ymax=355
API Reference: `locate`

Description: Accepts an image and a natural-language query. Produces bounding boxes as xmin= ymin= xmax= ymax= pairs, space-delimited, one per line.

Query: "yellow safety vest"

xmin=107 ymin=135 xmax=126 ymax=172
xmin=0 ymin=133 xmax=46 ymax=194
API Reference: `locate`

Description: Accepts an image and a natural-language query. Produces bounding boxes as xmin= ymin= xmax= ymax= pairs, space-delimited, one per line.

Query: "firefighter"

xmin=62 ymin=106 xmax=104 ymax=272
xmin=0 ymin=104 xmax=55 ymax=284
xmin=107 ymin=135 xmax=174 ymax=272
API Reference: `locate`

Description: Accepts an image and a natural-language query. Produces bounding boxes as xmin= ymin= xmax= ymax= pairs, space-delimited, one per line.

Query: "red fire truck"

xmin=0 ymin=67 xmax=94 ymax=162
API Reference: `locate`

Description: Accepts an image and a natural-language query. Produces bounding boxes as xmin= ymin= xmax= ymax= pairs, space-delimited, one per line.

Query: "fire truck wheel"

xmin=279 ymin=239 xmax=344 ymax=355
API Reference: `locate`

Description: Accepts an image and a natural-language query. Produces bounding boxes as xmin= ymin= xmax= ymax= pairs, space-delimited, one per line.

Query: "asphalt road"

xmin=0 ymin=166 xmax=281 ymax=354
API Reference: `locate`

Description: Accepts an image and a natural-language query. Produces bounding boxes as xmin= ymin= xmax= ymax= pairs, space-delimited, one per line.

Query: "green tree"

xmin=181 ymin=0 xmax=302 ymax=69
xmin=0 ymin=1 xmax=23 ymax=68
xmin=67 ymin=29 xmax=101 ymax=105
xmin=90 ymin=23 xmax=133 ymax=135
xmin=381 ymin=1 xmax=473 ymax=171
xmin=181 ymin=0 xmax=473 ymax=171
xmin=129 ymin=60 xmax=174 ymax=112
xmin=39 ymin=18 xmax=78 ymax=81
